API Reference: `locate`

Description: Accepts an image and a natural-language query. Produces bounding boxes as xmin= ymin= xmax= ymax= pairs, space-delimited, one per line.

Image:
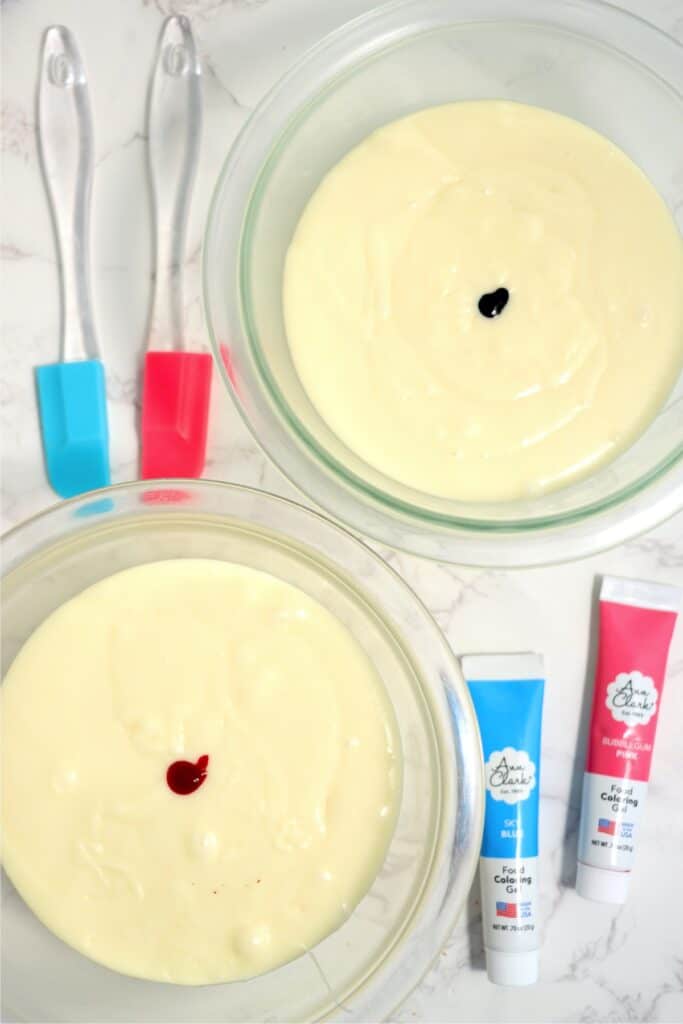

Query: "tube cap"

xmin=576 ymin=862 xmax=630 ymax=903
xmin=485 ymin=948 xmax=538 ymax=986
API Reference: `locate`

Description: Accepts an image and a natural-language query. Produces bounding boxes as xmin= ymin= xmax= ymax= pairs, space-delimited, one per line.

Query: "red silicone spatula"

xmin=141 ymin=15 xmax=211 ymax=479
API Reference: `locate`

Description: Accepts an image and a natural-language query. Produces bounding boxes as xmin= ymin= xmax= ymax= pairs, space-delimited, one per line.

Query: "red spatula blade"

xmin=141 ymin=351 xmax=212 ymax=479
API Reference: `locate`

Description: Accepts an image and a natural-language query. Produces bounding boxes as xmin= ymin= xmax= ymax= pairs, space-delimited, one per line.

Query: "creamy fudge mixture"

xmin=284 ymin=101 xmax=683 ymax=501
xmin=1 ymin=560 xmax=400 ymax=984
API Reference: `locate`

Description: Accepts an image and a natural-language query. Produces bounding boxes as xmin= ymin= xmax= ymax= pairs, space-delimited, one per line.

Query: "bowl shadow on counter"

xmin=465 ymin=866 xmax=485 ymax=971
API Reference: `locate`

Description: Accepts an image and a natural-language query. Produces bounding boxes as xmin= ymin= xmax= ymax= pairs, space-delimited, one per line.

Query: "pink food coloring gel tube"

xmin=577 ymin=575 xmax=681 ymax=904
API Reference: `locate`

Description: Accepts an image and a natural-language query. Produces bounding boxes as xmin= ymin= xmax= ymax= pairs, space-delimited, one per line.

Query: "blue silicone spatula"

xmin=36 ymin=26 xmax=110 ymax=498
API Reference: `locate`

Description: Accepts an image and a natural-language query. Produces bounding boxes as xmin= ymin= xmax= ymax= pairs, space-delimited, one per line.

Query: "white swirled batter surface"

xmin=284 ymin=101 xmax=683 ymax=501
xmin=1 ymin=560 xmax=400 ymax=984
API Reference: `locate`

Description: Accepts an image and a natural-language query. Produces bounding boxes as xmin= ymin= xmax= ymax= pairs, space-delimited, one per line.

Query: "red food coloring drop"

xmin=166 ymin=754 xmax=209 ymax=795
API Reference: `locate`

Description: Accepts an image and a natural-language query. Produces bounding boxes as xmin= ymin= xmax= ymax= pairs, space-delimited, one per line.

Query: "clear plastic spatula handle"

xmin=147 ymin=15 xmax=202 ymax=351
xmin=38 ymin=25 xmax=99 ymax=363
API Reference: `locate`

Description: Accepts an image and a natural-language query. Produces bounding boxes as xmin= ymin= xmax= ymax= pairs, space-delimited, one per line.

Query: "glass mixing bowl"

xmin=1 ymin=481 xmax=483 ymax=1023
xmin=203 ymin=0 xmax=683 ymax=567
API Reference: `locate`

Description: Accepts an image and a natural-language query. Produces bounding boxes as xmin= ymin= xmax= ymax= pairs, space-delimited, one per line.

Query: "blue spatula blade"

xmin=36 ymin=360 xmax=110 ymax=498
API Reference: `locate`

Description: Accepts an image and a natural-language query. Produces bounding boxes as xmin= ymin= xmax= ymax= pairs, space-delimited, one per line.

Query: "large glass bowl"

xmin=203 ymin=0 xmax=683 ymax=567
xmin=1 ymin=481 xmax=483 ymax=1023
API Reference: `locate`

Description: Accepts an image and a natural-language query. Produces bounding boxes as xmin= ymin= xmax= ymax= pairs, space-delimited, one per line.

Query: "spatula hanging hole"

xmin=48 ymin=52 xmax=75 ymax=88
xmin=164 ymin=43 xmax=189 ymax=77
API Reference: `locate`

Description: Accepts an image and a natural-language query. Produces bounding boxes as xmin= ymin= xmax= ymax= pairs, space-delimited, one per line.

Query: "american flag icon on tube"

xmin=598 ymin=818 xmax=616 ymax=835
xmin=496 ymin=902 xmax=517 ymax=918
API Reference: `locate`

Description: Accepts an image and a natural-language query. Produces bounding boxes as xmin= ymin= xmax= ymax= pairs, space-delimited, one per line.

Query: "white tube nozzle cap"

xmin=485 ymin=948 xmax=538 ymax=986
xmin=576 ymin=863 xmax=630 ymax=904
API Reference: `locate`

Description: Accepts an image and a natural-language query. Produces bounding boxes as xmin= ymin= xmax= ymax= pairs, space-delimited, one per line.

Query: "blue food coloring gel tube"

xmin=462 ymin=653 xmax=545 ymax=987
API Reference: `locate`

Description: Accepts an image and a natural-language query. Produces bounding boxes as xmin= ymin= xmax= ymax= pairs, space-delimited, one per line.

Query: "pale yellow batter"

xmin=284 ymin=101 xmax=683 ymax=501
xmin=1 ymin=560 xmax=400 ymax=984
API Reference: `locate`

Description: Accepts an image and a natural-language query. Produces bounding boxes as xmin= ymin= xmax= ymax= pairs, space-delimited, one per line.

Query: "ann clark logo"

xmin=605 ymin=671 xmax=658 ymax=726
xmin=485 ymin=747 xmax=536 ymax=805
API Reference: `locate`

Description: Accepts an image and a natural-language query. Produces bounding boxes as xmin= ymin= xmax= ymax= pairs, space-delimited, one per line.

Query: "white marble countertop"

xmin=2 ymin=1 xmax=683 ymax=1021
